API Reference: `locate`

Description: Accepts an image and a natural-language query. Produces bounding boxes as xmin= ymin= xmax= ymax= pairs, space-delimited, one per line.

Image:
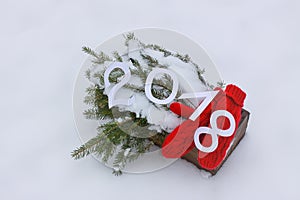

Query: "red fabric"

xmin=198 ymin=84 xmax=246 ymax=170
xmin=162 ymin=88 xmax=222 ymax=158
xmin=162 ymin=84 xmax=246 ymax=170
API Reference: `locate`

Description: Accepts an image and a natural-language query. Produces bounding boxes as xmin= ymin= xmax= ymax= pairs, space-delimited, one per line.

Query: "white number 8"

xmin=194 ymin=110 xmax=236 ymax=153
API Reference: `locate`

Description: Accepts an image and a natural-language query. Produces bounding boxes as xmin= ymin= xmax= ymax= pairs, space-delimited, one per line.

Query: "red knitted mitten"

xmin=198 ymin=84 xmax=246 ymax=170
xmin=161 ymin=88 xmax=224 ymax=158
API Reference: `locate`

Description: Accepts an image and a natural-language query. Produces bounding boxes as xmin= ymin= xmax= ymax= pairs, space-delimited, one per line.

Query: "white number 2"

xmin=104 ymin=62 xmax=134 ymax=108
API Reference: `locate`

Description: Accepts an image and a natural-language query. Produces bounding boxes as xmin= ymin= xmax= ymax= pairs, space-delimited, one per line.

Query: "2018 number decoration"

xmin=104 ymin=62 xmax=235 ymax=153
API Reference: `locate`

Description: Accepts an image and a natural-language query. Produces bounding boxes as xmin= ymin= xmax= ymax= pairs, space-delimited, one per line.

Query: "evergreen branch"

xmin=112 ymin=168 xmax=123 ymax=176
xmin=140 ymin=53 xmax=168 ymax=69
xmin=112 ymin=51 xmax=123 ymax=62
xmin=101 ymin=122 xmax=128 ymax=145
xmin=83 ymin=85 xmax=113 ymax=120
xmin=108 ymin=68 xmax=125 ymax=83
xmin=207 ymin=83 xmax=215 ymax=90
xmin=174 ymin=52 xmax=191 ymax=63
xmin=82 ymin=46 xmax=99 ymax=59
xmin=145 ymin=44 xmax=172 ymax=57
xmin=71 ymin=132 xmax=106 ymax=160
xmin=124 ymin=32 xmax=138 ymax=46
xmin=217 ymin=80 xmax=226 ymax=88
xmin=82 ymin=46 xmax=112 ymax=65
xmin=124 ymin=83 xmax=144 ymax=92
xmin=95 ymin=137 xmax=116 ymax=163
xmin=85 ymin=69 xmax=91 ymax=80
xmin=196 ymin=68 xmax=206 ymax=85
xmin=129 ymin=58 xmax=148 ymax=83
xmin=92 ymin=52 xmax=112 ymax=65
xmin=112 ymin=138 xmax=153 ymax=175
xmin=140 ymin=53 xmax=159 ymax=68
xmin=92 ymin=71 xmax=105 ymax=87
xmin=113 ymin=149 xmax=128 ymax=170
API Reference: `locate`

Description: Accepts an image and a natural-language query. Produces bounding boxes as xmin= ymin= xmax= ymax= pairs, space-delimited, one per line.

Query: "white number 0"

xmin=145 ymin=68 xmax=179 ymax=105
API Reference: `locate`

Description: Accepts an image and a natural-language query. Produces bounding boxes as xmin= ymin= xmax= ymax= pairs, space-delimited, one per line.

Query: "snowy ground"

xmin=0 ymin=0 xmax=299 ymax=200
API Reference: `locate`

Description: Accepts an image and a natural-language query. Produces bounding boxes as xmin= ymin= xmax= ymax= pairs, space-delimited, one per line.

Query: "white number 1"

xmin=178 ymin=90 xmax=219 ymax=121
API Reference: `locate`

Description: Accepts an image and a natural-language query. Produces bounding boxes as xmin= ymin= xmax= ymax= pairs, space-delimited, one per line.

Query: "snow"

xmin=111 ymin=85 xmax=182 ymax=133
xmin=124 ymin=148 xmax=131 ymax=157
xmin=1 ymin=1 xmax=300 ymax=200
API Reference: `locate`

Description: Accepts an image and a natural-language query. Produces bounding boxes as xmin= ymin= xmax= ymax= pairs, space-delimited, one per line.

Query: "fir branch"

xmin=92 ymin=71 xmax=105 ymax=87
xmin=95 ymin=137 xmax=116 ymax=163
xmin=117 ymin=117 xmax=154 ymax=139
xmin=85 ymin=69 xmax=91 ymax=80
xmin=151 ymin=87 xmax=170 ymax=100
xmin=145 ymin=44 xmax=172 ymax=57
xmin=83 ymin=85 xmax=113 ymax=120
xmin=140 ymin=53 xmax=159 ymax=68
xmin=129 ymin=58 xmax=148 ymax=83
xmin=217 ymin=80 xmax=226 ymax=88
xmin=112 ymin=51 xmax=123 ymax=62
xmin=92 ymin=52 xmax=112 ymax=65
xmin=140 ymin=53 xmax=168 ymax=69
xmin=82 ymin=46 xmax=112 ymax=65
xmin=71 ymin=132 xmax=106 ymax=160
xmin=152 ymin=75 xmax=173 ymax=93
xmin=108 ymin=68 xmax=125 ymax=83
xmin=112 ymin=138 xmax=153 ymax=175
xmin=150 ymin=132 xmax=168 ymax=146
xmin=196 ymin=68 xmax=206 ymax=85
xmin=207 ymin=83 xmax=215 ymax=90
xmin=127 ymin=152 xmax=143 ymax=163
xmin=124 ymin=32 xmax=138 ymax=46
xmin=207 ymin=81 xmax=226 ymax=90
xmin=82 ymin=46 xmax=99 ymax=59
xmin=130 ymin=113 xmax=149 ymax=127
xmin=113 ymin=149 xmax=128 ymax=171
xmin=174 ymin=52 xmax=191 ymax=63
xmin=112 ymin=168 xmax=123 ymax=176
xmin=124 ymin=83 xmax=144 ymax=93
xmin=101 ymin=122 xmax=128 ymax=145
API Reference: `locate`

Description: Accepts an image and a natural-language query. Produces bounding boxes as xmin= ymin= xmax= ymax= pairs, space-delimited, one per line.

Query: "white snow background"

xmin=0 ymin=0 xmax=299 ymax=200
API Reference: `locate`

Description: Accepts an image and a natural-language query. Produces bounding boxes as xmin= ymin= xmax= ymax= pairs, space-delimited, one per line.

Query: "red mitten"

xmin=198 ymin=84 xmax=246 ymax=170
xmin=162 ymin=118 xmax=199 ymax=158
xmin=161 ymin=88 xmax=222 ymax=158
